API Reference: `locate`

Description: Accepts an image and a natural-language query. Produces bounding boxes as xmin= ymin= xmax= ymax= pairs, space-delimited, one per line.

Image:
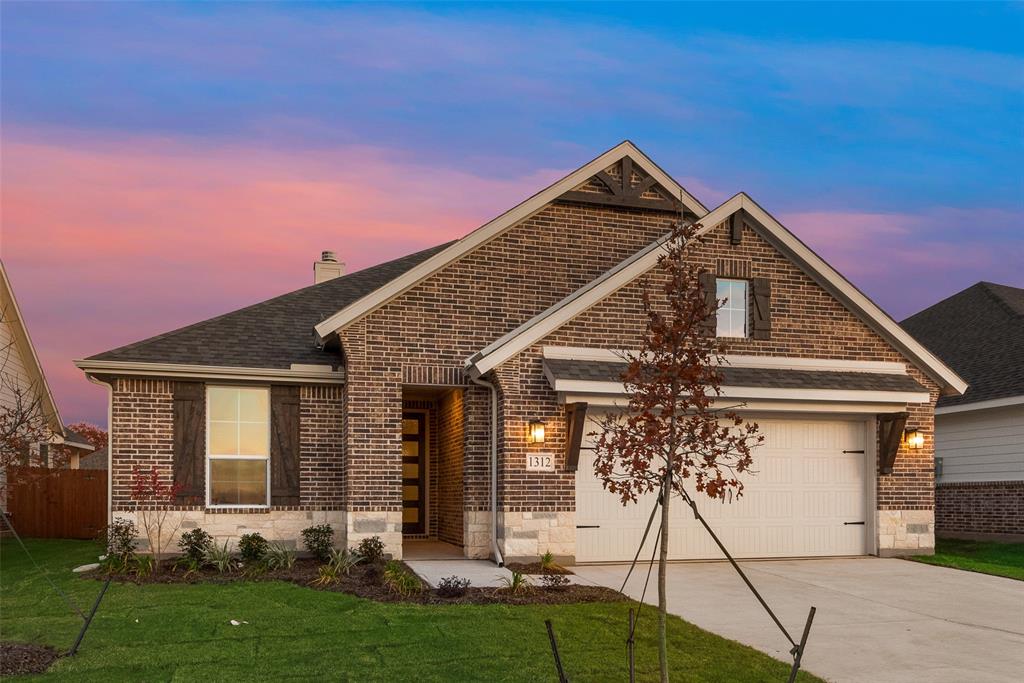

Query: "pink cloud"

xmin=1 ymin=128 xmax=565 ymax=424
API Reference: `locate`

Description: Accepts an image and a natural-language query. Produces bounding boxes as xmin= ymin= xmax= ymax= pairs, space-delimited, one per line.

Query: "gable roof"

xmin=466 ymin=193 xmax=968 ymax=397
xmin=312 ymin=141 xmax=708 ymax=340
xmin=901 ymin=282 xmax=1024 ymax=409
xmin=1 ymin=260 xmax=65 ymax=436
xmin=80 ymin=242 xmax=452 ymax=372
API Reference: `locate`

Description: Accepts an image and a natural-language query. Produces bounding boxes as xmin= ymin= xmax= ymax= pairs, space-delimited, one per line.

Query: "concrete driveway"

xmin=573 ymin=558 xmax=1024 ymax=683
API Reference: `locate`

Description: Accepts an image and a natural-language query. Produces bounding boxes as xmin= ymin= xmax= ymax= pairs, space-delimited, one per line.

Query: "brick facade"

xmin=436 ymin=390 xmax=465 ymax=545
xmin=936 ymin=481 xmax=1024 ymax=536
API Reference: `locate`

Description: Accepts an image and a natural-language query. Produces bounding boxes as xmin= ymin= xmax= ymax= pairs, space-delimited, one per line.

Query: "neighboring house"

xmin=78 ymin=446 xmax=109 ymax=471
xmin=76 ymin=142 xmax=966 ymax=562
xmin=902 ymin=282 xmax=1024 ymax=539
xmin=1 ymin=261 xmax=94 ymax=476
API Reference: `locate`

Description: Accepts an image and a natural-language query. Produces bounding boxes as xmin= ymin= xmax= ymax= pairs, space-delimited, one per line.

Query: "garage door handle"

xmin=843 ymin=521 xmax=865 ymax=526
xmin=842 ymin=450 xmax=865 ymax=454
xmin=576 ymin=525 xmax=601 ymax=529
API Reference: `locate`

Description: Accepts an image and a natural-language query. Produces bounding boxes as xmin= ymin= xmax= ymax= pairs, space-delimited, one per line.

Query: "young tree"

xmin=131 ymin=465 xmax=185 ymax=569
xmin=592 ymin=218 xmax=763 ymax=683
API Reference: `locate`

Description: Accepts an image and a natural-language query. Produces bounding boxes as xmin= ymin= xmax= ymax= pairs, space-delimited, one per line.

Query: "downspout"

xmin=470 ymin=376 xmax=504 ymax=567
xmin=86 ymin=374 xmax=114 ymax=528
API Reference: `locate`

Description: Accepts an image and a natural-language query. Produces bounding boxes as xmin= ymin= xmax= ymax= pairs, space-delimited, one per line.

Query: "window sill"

xmin=204 ymin=506 xmax=272 ymax=514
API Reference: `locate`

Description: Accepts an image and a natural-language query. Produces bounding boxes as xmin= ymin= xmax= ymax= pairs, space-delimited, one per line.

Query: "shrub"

xmin=540 ymin=573 xmax=571 ymax=591
xmin=206 ymin=541 xmax=236 ymax=573
xmin=102 ymin=517 xmax=138 ymax=558
xmin=540 ymin=550 xmax=561 ymax=572
xmin=355 ymin=536 xmax=385 ymax=564
xmin=498 ymin=570 xmax=531 ymax=594
xmin=328 ymin=548 xmax=362 ymax=576
xmin=383 ymin=561 xmax=423 ymax=597
xmin=264 ymin=543 xmax=296 ymax=570
xmin=133 ymin=554 xmax=155 ymax=578
xmin=238 ymin=533 xmax=268 ymax=563
xmin=177 ymin=528 xmax=213 ymax=563
xmin=436 ymin=575 xmax=471 ymax=598
xmin=301 ymin=524 xmax=335 ymax=562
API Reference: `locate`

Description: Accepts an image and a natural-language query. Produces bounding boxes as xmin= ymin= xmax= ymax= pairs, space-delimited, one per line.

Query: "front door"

xmin=401 ymin=413 xmax=426 ymax=535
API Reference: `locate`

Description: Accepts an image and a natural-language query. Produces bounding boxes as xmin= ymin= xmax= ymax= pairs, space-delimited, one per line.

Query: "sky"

xmin=1 ymin=1 xmax=1022 ymax=426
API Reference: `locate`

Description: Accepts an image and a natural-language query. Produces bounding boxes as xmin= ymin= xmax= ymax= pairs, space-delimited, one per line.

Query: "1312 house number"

xmin=526 ymin=454 xmax=555 ymax=471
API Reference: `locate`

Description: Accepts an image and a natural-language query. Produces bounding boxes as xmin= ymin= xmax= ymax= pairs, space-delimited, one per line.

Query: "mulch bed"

xmin=0 ymin=642 xmax=61 ymax=676
xmin=86 ymin=558 xmax=621 ymax=605
xmin=504 ymin=561 xmax=574 ymax=575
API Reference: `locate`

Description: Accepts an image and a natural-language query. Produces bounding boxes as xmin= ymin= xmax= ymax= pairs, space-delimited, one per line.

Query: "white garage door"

xmin=576 ymin=415 xmax=869 ymax=562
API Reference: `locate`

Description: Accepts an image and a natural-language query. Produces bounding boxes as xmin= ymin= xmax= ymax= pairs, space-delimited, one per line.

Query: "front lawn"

xmin=910 ymin=537 xmax=1024 ymax=581
xmin=0 ymin=538 xmax=822 ymax=681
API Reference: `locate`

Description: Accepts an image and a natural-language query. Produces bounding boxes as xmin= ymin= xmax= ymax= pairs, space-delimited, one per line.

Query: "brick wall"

xmin=109 ymin=378 xmax=345 ymax=513
xmin=936 ymin=481 xmax=1024 ymax=535
xmin=436 ymin=389 xmax=465 ymax=545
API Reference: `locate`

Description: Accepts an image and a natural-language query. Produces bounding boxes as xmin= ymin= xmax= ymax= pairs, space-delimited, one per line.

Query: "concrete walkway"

xmin=406 ymin=559 xmax=513 ymax=588
xmin=573 ymin=558 xmax=1024 ymax=683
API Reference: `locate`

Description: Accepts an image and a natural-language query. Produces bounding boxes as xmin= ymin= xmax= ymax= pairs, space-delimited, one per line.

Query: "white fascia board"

xmin=935 ymin=395 xmax=1024 ymax=415
xmin=75 ymin=359 xmax=345 ymax=384
xmin=0 ymin=261 xmax=64 ymax=433
xmin=736 ymin=194 xmax=967 ymax=396
xmin=314 ymin=141 xmax=708 ymax=339
xmin=561 ymin=394 xmax=909 ymax=415
xmin=541 ymin=347 xmax=906 ymax=374
xmin=468 ymin=194 xmax=746 ymax=376
xmin=549 ymin=378 xmax=928 ymax=404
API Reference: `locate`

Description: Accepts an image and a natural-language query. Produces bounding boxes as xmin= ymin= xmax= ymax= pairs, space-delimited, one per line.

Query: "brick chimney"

xmin=314 ymin=250 xmax=345 ymax=284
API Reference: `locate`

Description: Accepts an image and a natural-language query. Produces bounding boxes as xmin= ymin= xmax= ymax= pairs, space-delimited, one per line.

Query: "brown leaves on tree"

xmin=591 ymin=218 xmax=764 ymax=507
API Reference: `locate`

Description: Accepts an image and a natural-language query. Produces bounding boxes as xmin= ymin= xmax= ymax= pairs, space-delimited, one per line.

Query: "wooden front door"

xmin=401 ymin=413 xmax=426 ymax=535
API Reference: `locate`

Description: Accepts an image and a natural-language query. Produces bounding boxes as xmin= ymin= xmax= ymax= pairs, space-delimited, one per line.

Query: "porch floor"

xmin=403 ymin=539 xmax=464 ymax=560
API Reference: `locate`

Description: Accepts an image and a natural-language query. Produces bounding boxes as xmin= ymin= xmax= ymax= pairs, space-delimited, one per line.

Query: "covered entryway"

xmin=576 ymin=414 xmax=873 ymax=562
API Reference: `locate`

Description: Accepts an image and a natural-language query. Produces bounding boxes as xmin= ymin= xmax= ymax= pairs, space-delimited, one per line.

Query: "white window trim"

xmin=205 ymin=385 xmax=271 ymax=509
xmin=716 ymin=278 xmax=749 ymax=339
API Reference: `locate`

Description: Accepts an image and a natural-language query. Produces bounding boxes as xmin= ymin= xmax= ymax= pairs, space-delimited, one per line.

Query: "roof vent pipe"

xmin=314 ymin=250 xmax=345 ymax=284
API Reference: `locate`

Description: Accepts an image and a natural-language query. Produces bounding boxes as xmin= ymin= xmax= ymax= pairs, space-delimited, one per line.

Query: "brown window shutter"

xmin=270 ymin=385 xmax=301 ymax=506
xmin=751 ymin=277 xmax=772 ymax=340
xmin=172 ymin=382 xmax=205 ymax=502
xmin=698 ymin=271 xmax=718 ymax=337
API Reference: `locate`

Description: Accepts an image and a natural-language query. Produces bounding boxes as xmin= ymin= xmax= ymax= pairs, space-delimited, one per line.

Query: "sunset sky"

xmin=2 ymin=2 xmax=1022 ymax=426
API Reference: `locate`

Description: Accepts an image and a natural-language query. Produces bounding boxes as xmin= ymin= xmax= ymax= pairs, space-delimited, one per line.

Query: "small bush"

xmin=206 ymin=541 xmax=236 ymax=573
xmin=355 ymin=536 xmax=385 ymax=564
xmin=328 ymin=548 xmax=362 ymax=576
xmin=102 ymin=517 xmax=138 ymax=560
xmin=264 ymin=543 xmax=296 ymax=570
xmin=540 ymin=573 xmax=571 ymax=591
xmin=383 ymin=561 xmax=423 ymax=596
xmin=177 ymin=528 xmax=213 ymax=563
xmin=174 ymin=554 xmax=203 ymax=577
xmin=498 ymin=570 xmax=531 ymax=594
xmin=238 ymin=533 xmax=268 ymax=563
xmin=133 ymin=554 xmax=155 ymax=578
xmin=436 ymin=575 xmax=471 ymax=598
xmin=301 ymin=524 xmax=335 ymax=562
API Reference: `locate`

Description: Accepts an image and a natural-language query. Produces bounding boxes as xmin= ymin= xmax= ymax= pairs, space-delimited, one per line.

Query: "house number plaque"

xmin=526 ymin=453 xmax=555 ymax=472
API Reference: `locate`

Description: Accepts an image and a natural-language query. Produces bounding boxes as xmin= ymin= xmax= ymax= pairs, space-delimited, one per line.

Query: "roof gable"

xmin=312 ymin=141 xmax=707 ymax=339
xmin=467 ymin=193 xmax=967 ymax=396
xmin=901 ymin=281 xmax=1024 ymax=407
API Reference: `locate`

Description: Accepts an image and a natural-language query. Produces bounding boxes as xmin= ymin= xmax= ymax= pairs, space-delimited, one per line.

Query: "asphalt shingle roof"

xmin=87 ymin=242 xmax=453 ymax=369
xmin=543 ymin=358 xmax=927 ymax=393
xmin=901 ymin=282 xmax=1024 ymax=408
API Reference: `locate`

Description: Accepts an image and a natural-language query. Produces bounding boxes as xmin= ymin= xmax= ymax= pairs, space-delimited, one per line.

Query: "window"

xmin=207 ymin=386 xmax=270 ymax=507
xmin=716 ymin=278 xmax=748 ymax=338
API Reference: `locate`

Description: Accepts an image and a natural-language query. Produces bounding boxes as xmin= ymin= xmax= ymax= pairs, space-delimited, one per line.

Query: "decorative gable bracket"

xmin=558 ymin=156 xmax=693 ymax=215
xmin=877 ymin=411 xmax=909 ymax=475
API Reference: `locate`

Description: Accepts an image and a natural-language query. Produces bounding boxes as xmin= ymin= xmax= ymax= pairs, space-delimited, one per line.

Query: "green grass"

xmin=910 ymin=537 xmax=1024 ymax=581
xmin=0 ymin=539 xmax=822 ymax=682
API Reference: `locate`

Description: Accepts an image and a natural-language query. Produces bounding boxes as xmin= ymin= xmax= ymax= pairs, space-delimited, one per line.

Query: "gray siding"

xmin=935 ymin=405 xmax=1024 ymax=483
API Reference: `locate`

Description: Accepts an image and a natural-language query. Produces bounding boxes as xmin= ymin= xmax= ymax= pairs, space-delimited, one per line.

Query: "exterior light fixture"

xmin=903 ymin=428 xmax=924 ymax=450
xmin=528 ymin=418 xmax=546 ymax=444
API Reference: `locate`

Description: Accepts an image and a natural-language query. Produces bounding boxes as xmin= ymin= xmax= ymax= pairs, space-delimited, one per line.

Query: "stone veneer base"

xmin=498 ymin=510 xmax=575 ymax=565
xmin=347 ymin=511 xmax=403 ymax=559
xmin=877 ymin=509 xmax=935 ymax=557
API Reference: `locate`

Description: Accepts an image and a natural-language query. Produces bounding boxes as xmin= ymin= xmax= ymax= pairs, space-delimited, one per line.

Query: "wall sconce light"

xmin=528 ymin=418 xmax=546 ymax=444
xmin=903 ymin=428 xmax=924 ymax=450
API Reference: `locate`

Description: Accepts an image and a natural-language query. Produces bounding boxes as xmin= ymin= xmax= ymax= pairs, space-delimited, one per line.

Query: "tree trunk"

xmin=658 ymin=477 xmax=671 ymax=683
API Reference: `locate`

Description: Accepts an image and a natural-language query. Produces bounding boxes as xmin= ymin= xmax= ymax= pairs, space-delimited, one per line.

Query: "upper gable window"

xmin=716 ymin=278 xmax=748 ymax=338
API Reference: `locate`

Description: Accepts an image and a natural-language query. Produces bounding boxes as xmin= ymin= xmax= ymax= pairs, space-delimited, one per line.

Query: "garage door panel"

xmin=576 ymin=416 xmax=868 ymax=562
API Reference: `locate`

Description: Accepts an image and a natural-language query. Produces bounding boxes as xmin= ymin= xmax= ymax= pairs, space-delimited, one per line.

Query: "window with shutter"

xmin=206 ymin=386 xmax=270 ymax=507
xmin=270 ymin=385 xmax=301 ymax=506
xmin=173 ymin=381 xmax=205 ymax=502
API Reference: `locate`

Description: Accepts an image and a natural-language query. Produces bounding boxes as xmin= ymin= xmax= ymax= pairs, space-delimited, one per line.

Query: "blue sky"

xmin=1 ymin=1 xmax=1022 ymax=423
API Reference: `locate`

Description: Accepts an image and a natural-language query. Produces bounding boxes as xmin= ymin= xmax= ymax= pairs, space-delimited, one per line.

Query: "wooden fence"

xmin=4 ymin=466 xmax=107 ymax=539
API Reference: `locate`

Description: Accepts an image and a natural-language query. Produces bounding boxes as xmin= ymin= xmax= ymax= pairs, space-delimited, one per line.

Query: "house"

xmin=75 ymin=142 xmax=966 ymax=563
xmin=901 ymin=282 xmax=1024 ymax=539
xmin=1 ymin=260 xmax=94 ymax=477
